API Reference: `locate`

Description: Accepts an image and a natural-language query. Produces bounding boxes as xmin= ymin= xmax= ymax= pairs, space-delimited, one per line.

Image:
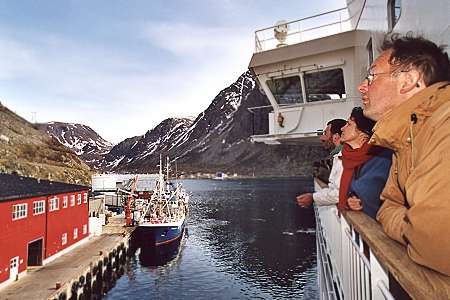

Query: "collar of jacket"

xmin=369 ymin=81 xmax=450 ymax=151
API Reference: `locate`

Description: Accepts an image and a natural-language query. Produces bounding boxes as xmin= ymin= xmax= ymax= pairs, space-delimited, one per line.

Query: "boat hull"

xmin=137 ymin=218 xmax=185 ymax=247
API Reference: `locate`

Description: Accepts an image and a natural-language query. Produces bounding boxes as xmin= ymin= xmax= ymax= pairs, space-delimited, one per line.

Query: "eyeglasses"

xmin=365 ymin=70 xmax=392 ymax=85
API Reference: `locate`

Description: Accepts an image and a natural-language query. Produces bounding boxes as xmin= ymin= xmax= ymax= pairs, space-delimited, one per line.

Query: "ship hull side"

xmin=137 ymin=219 xmax=185 ymax=247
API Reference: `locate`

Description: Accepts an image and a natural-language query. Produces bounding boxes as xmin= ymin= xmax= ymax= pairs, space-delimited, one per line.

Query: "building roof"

xmin=0 ymin=173 xmax=89 ymax=202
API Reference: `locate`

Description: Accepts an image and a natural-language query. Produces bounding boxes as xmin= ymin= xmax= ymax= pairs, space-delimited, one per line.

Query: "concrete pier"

xmin=0 ymin=216 xmax=135 ymax=300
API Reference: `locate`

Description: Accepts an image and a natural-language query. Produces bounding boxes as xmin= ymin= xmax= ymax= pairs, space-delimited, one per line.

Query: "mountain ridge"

xmin=36 ymin=121 xmax=113 ymax=170
xmin=96 ymin=71 xmax=324 ymax=175
xmin=0 ymin=103 xmax=91 ymax=184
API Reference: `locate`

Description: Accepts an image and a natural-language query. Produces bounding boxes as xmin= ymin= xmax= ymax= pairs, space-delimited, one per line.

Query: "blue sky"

xmin=0 ymin=0 xmax=345 ymax=143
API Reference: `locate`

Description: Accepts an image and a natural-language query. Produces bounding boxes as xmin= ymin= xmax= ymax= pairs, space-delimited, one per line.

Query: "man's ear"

xmin=332 ymin=133 xmax=340 ymax=144
xmin=399 ymin=69 xmax=424 ymax=94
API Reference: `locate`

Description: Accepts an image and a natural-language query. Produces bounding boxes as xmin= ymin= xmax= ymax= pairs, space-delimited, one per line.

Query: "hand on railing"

xmin=347 ymin=196 xmax=363 ymax=211
xmin=297 ymin=193 xmax=313 ymax=208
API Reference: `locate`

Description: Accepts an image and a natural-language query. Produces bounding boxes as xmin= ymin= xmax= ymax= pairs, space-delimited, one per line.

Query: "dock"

xmin=0 ymin=216 xmax=136 ymax=300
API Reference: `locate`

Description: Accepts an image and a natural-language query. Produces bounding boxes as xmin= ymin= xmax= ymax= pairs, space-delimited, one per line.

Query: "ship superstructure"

xmin=249 ymin=1 xmax=450 ymax=299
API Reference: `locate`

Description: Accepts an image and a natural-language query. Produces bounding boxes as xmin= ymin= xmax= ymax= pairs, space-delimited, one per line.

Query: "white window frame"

xmin=33 ymin=200 xmax=45 ymax=215
xmin=73 ymin=228 xmax=78 ymax=239
xmin=63 ymin=196 xmax=68 ymax=208
xmin=83 ymin=224 xmax=87 ymax=235
xmin=83 ymin=192 xmax=88 ymax=203
xmin=12 ymin=203 xmax=28 ymax=220
xmin=49 ymin=197 xmax=59 ymax=212
xmin=62 ymin=233 xmax=67 ymax=245
xmin=70 ymin=195 xmax=75 ymax=207
xmin=77 ymin=194 xmax=82 ymax=205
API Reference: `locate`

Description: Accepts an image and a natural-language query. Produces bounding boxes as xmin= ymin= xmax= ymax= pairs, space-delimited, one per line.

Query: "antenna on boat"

xmin=159 ymin=154 xmax=164 ymax=196
xmin=274 ymin=20 xmax=288 ymax=48
xmin=166 ymin=156 xmax=170 ymax=181
xmin=175 ymin=159 xmax=178 ymax=185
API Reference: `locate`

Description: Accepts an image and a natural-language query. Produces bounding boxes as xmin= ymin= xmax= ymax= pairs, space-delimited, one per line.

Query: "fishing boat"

xmin=138 ymin=157 xmax=189 ymax=247
xmin=248 ymin=1 xmax=450 ymax=299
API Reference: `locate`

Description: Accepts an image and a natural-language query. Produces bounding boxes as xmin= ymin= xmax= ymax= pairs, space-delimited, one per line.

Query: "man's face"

xmin=358 ymin=50 xmax=401 ymax=121
xmin=320 ymin=125 xmax=334 ymax=150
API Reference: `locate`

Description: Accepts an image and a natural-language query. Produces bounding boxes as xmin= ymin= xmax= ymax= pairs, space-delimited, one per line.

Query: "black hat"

xmin=350 ymin=107 xmax=375 ymax=136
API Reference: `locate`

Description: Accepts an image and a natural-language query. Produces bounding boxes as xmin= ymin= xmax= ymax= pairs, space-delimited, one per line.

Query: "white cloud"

xmin=0 ymin=23 xmax=253 ymax=144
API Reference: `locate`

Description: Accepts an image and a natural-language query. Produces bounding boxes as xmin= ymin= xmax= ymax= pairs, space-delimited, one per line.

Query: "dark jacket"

xmin=348 ymin=148 xmax=393 ymax=219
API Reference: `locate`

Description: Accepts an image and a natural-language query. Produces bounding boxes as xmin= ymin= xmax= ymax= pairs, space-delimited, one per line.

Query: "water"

xmin=105 ymin=178 xmax=318 ymax=299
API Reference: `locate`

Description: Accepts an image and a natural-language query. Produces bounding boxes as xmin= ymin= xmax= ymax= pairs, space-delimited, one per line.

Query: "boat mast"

xmin=159 ymin=154 xmax=164 ymax=196
xmin=166 ymin=156 xmax=170 ymax=182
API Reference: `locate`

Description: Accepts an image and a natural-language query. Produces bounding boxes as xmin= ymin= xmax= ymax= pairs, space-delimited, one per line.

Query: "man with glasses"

xmin=358 ymin=34 xmax=450 ymax=275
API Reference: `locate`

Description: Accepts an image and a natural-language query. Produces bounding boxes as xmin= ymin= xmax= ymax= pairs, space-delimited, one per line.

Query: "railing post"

xmin=370 ymin=251 xmax=391 ymax=300
xmin=340 ymin=216 xmax=352 ymax=298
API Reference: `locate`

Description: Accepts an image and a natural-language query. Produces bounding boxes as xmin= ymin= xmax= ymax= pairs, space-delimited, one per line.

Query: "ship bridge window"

xmin=304 ymin=68 xmax=346 ymax=102
xmin=388 ymin=0 xmax=401 ymax=31
xmin=266 ymin=75 xmax=303 ymax=105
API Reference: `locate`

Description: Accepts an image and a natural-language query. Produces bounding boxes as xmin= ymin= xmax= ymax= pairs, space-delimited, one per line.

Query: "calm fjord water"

xmin=105 ymin=178 xmax=318 ymax=299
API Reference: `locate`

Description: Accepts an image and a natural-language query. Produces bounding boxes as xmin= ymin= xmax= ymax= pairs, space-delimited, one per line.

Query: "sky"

xmin=0 ymin=0 xmax=346 ymax=144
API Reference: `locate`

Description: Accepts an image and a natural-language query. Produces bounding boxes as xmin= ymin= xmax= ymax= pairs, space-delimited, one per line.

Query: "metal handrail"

xmin=254 ymin=2 xmax=366 ymax=52
xmin=345 ymin=228 xmax=371 ymax=269
xmin=254 ymin=7 xmax=347 ymax=34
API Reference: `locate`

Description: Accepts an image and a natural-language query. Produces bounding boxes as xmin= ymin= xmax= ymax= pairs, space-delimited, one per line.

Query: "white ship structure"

xmin=248 ymin=1 xmax=450 ymax=299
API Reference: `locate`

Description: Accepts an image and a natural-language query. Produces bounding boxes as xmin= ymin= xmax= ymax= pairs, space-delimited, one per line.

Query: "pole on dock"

xmin=125 ymin=175 xmax=138 ymax=226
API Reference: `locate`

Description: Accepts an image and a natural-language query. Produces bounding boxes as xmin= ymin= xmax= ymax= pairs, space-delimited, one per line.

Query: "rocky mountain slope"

xmin=100 ymin=117 xmax=194 ymax=171
xmin=0 ymin=103 xmax=91 ymax=184
xmin=36 ymin=122 xmax=113 ymax=169
xmin=100 ymin=71 xmax=325 ymax=176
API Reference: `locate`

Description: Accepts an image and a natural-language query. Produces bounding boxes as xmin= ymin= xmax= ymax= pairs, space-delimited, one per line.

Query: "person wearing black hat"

xmin=338 ymin=107 xmax=393 ymax=219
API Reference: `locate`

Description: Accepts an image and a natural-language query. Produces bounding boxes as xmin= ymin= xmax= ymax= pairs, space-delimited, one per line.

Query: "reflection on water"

xmin=105 ymin=178 xmax=318 ymax=299
xmin=133 ymin=228 xmax=187 ymax=268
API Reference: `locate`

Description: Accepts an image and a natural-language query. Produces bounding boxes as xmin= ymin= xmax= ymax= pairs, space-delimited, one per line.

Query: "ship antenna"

xmin=166 ymin=156 xmax=170 ymax=181
xmin=159 ymin=154 xmax=164 ymax=195
xmin=175 ymin=159 xmax=178 ymax=185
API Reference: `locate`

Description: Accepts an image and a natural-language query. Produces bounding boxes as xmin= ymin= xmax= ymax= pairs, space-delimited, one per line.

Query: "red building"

xmin=0 ymin=173 xmax=89 ymax=287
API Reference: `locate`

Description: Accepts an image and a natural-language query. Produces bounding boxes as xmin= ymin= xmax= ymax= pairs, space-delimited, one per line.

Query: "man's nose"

xmin=358 ymin=79 xmax=368 ymax=94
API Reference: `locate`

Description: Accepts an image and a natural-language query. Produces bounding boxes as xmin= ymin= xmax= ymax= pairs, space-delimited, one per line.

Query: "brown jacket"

xmin=372 ymin=81 xmax=450 ymax=276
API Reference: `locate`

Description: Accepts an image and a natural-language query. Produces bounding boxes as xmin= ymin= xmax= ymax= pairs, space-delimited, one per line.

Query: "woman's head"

xmin=340 ymin=107 xmax=376 ymax=148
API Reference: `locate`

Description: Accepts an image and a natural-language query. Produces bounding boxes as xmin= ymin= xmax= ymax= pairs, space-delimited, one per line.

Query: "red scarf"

xmin=338 ymin=142 xmax=376 ymax=211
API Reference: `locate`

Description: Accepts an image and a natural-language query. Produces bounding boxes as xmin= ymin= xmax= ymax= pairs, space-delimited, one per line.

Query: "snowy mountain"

xmin=100 ymin=71 xmax=324 ymax=176
xmin=100 ymin=118 xmax=194 ymax=172
xmin=36 ymin=122 xmax=113 ymax=169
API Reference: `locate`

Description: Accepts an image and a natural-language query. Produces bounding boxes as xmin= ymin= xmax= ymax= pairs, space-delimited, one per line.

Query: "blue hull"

xmin=138 ymin=220 xmax=185 ymax=247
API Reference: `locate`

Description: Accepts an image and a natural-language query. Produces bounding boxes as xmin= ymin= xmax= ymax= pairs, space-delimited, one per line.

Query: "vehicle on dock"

xmin=248 ymin=1 xmax=450 ymax=299
xmin=213 ymin=171 xmax=227 ymax=180
xmin=137 ymin=157 xmax=189 ymax=247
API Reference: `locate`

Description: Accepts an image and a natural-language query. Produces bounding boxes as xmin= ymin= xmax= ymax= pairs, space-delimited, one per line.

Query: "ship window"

xmin=304 ymin=68 xmax=346 ymax=102
xmin=388 ymin=0 xmax=401 ymax=31
xmin=367 ymin=38 xmax=374 ymax=66
xmin=266 ymin=76 xmax=304 ymax=105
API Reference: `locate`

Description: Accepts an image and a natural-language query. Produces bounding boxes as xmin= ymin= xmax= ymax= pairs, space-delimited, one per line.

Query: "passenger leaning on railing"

xmin=358 ymin=34 xmax=450 ymax=276
xmin=337 ymin=107 xmax=393 ymax=219
xmin=297 ymin=119 xmax=346 ymax=208
xmin=313 ymin=119 xmax=347 ymax=184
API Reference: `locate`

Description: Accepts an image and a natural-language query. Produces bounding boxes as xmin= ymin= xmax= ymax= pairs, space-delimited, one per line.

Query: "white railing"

xmin=254 ymin=3 xmax=366 ymax=53
xmin=315 ymin=205 xmax=395 ymax=300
